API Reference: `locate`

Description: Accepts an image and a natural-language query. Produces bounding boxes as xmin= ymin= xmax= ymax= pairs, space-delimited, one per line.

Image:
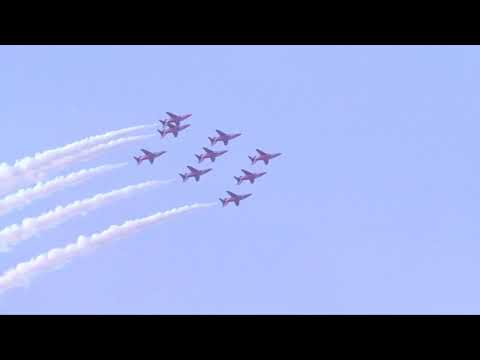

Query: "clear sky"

xmin=0 ymin=45 xmax=479 ymax=314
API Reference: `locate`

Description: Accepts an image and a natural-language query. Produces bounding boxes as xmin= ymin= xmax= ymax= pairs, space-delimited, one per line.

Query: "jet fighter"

xmin=234 ymin=169 xmax=267 ymax=184
xmin=133 ymin=149 xmax=167 ymax=165
xmin=248 ymin=149 xmax=282 ymax=165
xmin=158 ymin=112 xmax=192 ymax=127
xmin=179 ymin=166 xmax=212 ymax=182
xmin=157 ymin=122 xmax=191 ymax=138
xmin=208 ymin=130 xmax=242 ymax=146
xmin=219 ymin=191 xmax=252 ymax=207
xmin=195 ymin=147 xmax=228 ymax=163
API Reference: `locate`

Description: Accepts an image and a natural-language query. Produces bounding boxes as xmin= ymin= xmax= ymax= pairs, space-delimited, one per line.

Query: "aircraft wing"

xmin=216 ymin=129 xmax=227 ymax=137
xmin=227 ymin=191 xmax=237 ymax=197
xmin=166 ymin=112 xmax=180 ymax=120
xmin=256 ymin=149 xmax=268 ymax=156
xmin=187 ymin=166 xmax=198 ymax=172
xmin=241 ymin=169 xmax=253 ymax=176
xmin=141 ymin=149 xmax=153 ymax=156
xmin=202 ymin=147 xmax=214 ymax=154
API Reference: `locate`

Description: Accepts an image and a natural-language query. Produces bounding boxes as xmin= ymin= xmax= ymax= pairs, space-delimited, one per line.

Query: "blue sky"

xmin=0 ymin=45 xmax=479 ymax=314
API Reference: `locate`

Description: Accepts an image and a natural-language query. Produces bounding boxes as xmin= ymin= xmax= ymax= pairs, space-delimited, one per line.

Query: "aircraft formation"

xmin=133 ymin=112 xmax=282 ymax=207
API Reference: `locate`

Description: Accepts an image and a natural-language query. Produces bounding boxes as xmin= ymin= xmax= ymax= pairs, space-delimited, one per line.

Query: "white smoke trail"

xmin=0 ymin=180 xmax=171 ymax=252
xmin=0 ymin=163 xmax=128 ymax=217
xmin=0 ymin=202 xmax=216 ymax=294
xmin=36 ymin=134 xmax=156 ymax=175
xmin=0 ymin=124 xmax=156 ymax=195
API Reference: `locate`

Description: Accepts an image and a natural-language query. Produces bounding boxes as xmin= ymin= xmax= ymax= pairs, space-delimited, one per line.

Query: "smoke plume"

xmin=0 ymin=124 xmax=155 ymax=195
xmin=0 ymin=163 xmax=128 ymax=217
xmin=0 ymin=202 xmax=216 ymax=294
xmin=37 ymin=134 xmax=155 ymax=174
xmin=0 ymin=180 xmax=170 ymax=252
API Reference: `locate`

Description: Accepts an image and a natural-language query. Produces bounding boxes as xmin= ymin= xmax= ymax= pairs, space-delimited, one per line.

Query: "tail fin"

xmin=157 ymin=129 xmax=165 ymax=138
xmin=234 ymin=176 xmax=241 ymax=185
xmin=248 ymin=155 xmax=255 ymax=164
xmin=220 ymin=198 xmax=227 ymax=207
xmin=134 ymin=156 xmax=141 ymax=165
xmin=195 ymin=154 xmax=202 ymax=163
xmin=179 ymin=173 xmax=187 ymax=182
xmin=208 ymin=137 xmax=216 ymax=146
xmin=159 ymin=119 xmax=167 ymax=127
